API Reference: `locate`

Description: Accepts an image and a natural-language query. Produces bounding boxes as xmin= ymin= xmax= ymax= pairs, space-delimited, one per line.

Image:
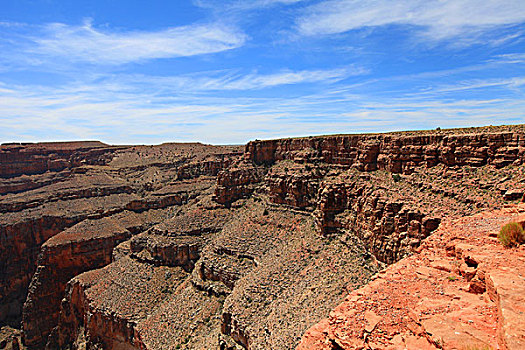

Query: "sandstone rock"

xmin=298 ymin=204 xmax=525 ymax=350
xmin=0 ymin=141 xmax=117 ymax=178
xmin=214 ymin=162 xmax=262 ymax=205
xmin=504 ymin=189 xmax=524 ymax=201
xmin=246 ymin=127 xmax=525 ymax=172
xmin=21 ymin=209 xmax=171 ymax=349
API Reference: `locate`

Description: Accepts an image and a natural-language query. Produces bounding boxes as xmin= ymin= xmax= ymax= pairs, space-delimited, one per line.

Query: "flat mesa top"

xmin=0 ymin=141 xmax=109 ymax=151
xmin=0 ymin=140 xmax=244 ymax=151
xmin=252 ymin=123 xmax=525 ymax=142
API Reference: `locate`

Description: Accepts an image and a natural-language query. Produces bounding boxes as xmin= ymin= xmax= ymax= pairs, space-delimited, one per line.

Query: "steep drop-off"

xmin=0 ymin=125 xmax=524 ymax=350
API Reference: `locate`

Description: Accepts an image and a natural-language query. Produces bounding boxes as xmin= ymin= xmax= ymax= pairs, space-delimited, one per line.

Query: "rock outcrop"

xmin=21 ymin=209 xmax=176 ymax=349
xmin=214 ymin=162 xmax=262 ymax=205
xmin=298 ymin=204 xmax=525 ymax=350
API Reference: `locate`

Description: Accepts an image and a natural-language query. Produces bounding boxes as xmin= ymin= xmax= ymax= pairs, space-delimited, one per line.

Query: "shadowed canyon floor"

xmin=0 ymin=125 xmax=524 ymax=349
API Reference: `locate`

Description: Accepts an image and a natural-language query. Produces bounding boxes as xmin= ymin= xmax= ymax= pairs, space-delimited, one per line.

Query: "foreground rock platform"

xmin=298 ymin=203 xmax=525 ymax=350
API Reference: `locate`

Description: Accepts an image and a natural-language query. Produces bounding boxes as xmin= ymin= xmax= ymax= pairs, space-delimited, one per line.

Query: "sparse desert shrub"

xmin=498 ymin=221 xmax=525 ymax=248
xmin=392 ymin=173 xmax=401 ymax=182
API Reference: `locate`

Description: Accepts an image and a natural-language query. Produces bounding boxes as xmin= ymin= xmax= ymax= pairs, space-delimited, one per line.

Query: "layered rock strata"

xmin=0 ymin=191 xmax=137 ymax=326
xmin=0 ymin=142 xmax=242 ymax=346
xmin=214 ymin=162 xmax=262 ymax=205
xmin=21 ymin=209 xmax=175 ymax=348
xmin=246 ymin=125 xmax=525 ymax=172
xmin=53 ymin=194 xmax=233 ymax=350
xmin=0 ymin=141 xmax=121 ymax=178
xmin=1 ymin=125 xmax=524 ymax=350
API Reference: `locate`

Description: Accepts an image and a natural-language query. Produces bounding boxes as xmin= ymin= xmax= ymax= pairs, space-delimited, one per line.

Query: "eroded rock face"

xmin=22 ymin=219 xmax=130 ymax=348
xmin=53 ymin=198 xmax=230 ymax=350
xmin=21 ymin=209 xmax=176 ymax=349
xmin=214 ymin=161 xmax=262 ymax=205
xmin=312 ymin=177 xmax=441 ymax=263
xmin=214 ymin=201 xmax=379 ymax=350
xmin=0 ymin=141 xmax=242 ymax=347
xmin=246 ymin=126 xmax=525 ymax=172
xmin=1 ymin=125 xmax=525 ymax=350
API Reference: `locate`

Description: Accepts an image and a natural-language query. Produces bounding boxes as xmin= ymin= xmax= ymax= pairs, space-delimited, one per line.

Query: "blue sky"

xmin=1 ymin=0 xmax=524 ymax=144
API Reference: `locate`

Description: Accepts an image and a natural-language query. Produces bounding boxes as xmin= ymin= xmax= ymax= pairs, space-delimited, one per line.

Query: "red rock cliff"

xmin=246 ymin=127 xmax=525 ymax=172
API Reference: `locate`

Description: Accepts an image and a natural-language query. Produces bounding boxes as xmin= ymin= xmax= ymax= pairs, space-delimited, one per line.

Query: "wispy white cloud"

xmin=412 ymin=77 xmax=525 ymax=95
xmin=492 ymin=53 xmax=525 ymax=64
xmin=297 ymin=0 xmax=525 ymax=42
xmin=1 ymin=66 xmax=523 ymax=144
xmin=4 ymin=20 xmax=246 ymax=66
xmin=195 ymin=0 xmax=304 ymax=11
xmin=220 ymin=67 xmax=362 ymax=89
xmin=118 ymin=66 xmax=366 ymax=91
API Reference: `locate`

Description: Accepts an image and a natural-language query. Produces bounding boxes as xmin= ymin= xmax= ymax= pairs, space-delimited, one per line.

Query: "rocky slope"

xmin=0 ymin=142 xmax=241 ymax=346
xmin=0 ymin=125 xmax=524 ymax=350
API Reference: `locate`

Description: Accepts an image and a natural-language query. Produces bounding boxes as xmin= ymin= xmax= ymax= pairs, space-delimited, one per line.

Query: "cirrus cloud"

xmin=9 ymin=20 xmax=247 ymax=66
xmin=297 ymin=0 xmax=525 ymax=41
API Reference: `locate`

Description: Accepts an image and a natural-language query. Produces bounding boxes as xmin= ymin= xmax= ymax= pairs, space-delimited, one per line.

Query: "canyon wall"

xmin=0 ymin=142 xmax=121 ymax=179
xmin=1 ymin=125 xmax=524 ymax=350
xmin=245 ymin=128 xmax=525 ymax=172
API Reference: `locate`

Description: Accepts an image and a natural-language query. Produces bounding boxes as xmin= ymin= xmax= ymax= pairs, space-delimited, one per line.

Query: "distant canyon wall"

xmin=245 ymin=130 xmax=525 ymax=172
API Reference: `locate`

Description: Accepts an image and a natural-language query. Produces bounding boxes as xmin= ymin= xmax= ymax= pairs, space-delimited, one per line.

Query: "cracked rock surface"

xmin=298 ymin=204 xmax=525 ymax=350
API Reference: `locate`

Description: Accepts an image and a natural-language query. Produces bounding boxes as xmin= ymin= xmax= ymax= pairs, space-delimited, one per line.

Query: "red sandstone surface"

xmin=0 ymin=125 xmax=524 ymax=350
xmin=298 ymin=204 xmax=525 ymax=350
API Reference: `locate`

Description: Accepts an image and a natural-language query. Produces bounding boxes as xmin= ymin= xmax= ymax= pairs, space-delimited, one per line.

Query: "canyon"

xmin=0 ymin=125 xmax=524 ymax=350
